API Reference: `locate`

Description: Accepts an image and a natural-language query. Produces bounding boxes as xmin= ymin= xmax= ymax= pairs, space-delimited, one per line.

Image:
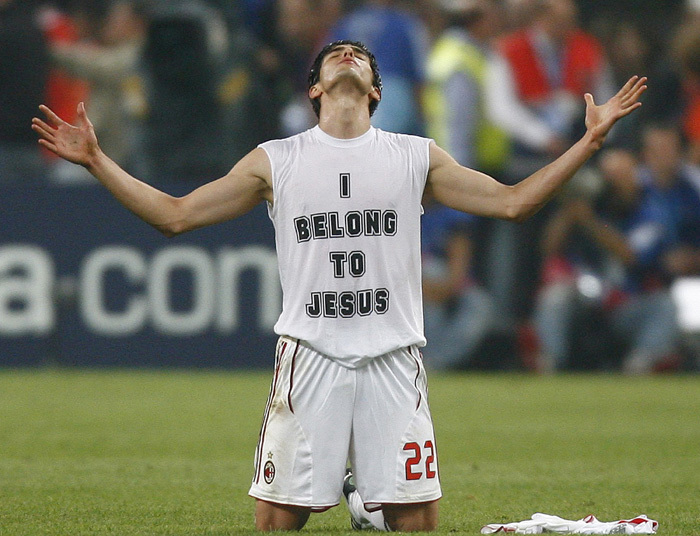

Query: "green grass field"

xmin=0 ymin=369 xmax=698 ymax=535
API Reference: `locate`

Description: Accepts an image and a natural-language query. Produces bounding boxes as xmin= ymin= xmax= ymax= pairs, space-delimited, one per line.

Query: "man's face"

xmin=600 ymin=150 xmax=640 ymax=204
xmin=643 ymin=129 xmax=682 ymax=188
xmin=540 ymin=0 xmax=577 ymax=43
xmin=307 ymin=41 xmax=382 ymax=118
xmin=316 ymin=44 xmax=377 ymax=94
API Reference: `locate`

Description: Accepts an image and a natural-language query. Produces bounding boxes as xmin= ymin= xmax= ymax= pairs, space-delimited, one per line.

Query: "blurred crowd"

xmin=3 ymin=0 xmax=700 ymax=372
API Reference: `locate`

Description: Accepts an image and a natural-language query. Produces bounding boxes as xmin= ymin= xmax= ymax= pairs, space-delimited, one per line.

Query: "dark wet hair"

xmin=307 ymin=40 xmax=382 ymax=119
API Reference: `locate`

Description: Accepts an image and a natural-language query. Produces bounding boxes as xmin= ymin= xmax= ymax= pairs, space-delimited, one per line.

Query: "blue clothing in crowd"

xmin=329 ymin=4 xmax=428 ymax=135
xmin=421 ymin=204 xmax=495 ymax=370
xmin=625 ymin=167 xmax=700 ymax=290
xmin=421 ymin=204 xmax=478 ymax=259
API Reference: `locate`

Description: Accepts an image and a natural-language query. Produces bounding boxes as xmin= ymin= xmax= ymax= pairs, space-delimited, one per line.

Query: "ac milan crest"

xmin=263 ymin=460 xmax=276 ymax=484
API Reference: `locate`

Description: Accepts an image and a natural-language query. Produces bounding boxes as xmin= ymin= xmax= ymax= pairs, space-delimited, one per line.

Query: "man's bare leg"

xmin=255 ymin=499 xmax=311 ymax=531
xmin=382 ymin=501 xmax=439 ymax=532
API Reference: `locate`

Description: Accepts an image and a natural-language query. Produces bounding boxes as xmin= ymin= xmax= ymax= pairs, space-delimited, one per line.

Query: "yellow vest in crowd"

xmin=424 ymin=34 xmax=509 ymax=173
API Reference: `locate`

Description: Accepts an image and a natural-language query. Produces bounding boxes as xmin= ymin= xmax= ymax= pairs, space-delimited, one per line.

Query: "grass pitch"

xmin=0 ymin=369 xmax=698 ymax=535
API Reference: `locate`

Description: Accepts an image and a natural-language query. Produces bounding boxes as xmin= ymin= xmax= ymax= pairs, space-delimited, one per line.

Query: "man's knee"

xmin=382 ymin=500 xmax=439 ymax=532
xmin=255 ymin=499 xmax=311 ymax=531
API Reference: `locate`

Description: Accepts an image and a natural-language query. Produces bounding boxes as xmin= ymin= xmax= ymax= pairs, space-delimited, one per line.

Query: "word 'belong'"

xmin=294 ymin=209 xmax=397 ymax=242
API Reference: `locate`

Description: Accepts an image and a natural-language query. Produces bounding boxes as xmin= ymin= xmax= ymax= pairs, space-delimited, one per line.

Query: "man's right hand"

xmin=32 ymin=102 xmax=100 ymax=169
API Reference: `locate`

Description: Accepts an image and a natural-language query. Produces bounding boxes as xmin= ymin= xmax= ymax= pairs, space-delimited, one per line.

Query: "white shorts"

xmin=249 ymin=336 xmax=442 ymax=511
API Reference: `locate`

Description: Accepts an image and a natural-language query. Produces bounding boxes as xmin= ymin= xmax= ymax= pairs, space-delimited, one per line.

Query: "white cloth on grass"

xmin=481 ymin=513 xmax=658 ymax=534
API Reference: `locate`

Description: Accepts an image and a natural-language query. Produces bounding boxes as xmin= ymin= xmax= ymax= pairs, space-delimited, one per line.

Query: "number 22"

xmin=404 ymin=440 xmax=436 ymax=481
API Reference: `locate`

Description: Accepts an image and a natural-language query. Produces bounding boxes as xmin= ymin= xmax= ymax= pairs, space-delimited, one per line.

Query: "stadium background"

xmin=1 ymin=0 xmax=699 ymax=371
xmin=2 ymin=3 xmax=700 ymax=535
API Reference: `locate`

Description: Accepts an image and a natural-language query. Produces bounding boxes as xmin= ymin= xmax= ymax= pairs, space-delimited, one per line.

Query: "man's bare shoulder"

xmin=232 ymin=147 xmax=272 ymax=185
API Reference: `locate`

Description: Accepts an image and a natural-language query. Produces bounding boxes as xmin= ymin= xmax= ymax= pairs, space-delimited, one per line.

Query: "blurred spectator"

xmin=39 ymin=1 xmax=92 ymax=131
xmin=414 ymin=0 xmax=449 ymax=40
xmin=49 ymin=0 xmax=147 ymax=181
xmin=489 ymin=0 xmax=615 ymax=172
xmin=630 ymin=1 xmax=692 ymax=151
xmin=594 ymin=21 xmax=650 ymax=150
xmin=533 ymin=125 xmax=700 ymax=374
xmin=141 ymin=0 xmax=230 ymax=182
xmin=669 ymin=19 xmax=700 ymax=166
xmin=423 ymin=0 xmax=509 ymax=174
xmin=275 ymin=0 xmax=343 ymax=135
xmin=502 ymin=0 xmax=539 ymax=31
xmin=225 ymin=0 xmax=288 ymax=143
xmin=482 ymin=0 xmax=616 ymax=327
xmin=421 ymin=197 xmax=497 ymax=370
xmin=615 ymin=125 xmax=700 ymax=372
xmin=237 ymin=0 xmax=276 ymax=42
xmin=0 ymin=0 xmax=50 ymax=184
xmin=636 ymin=125 xmax=700 ymax=281
xmin=328 ymin=0 xmax=429 ymax=135
xmin=216 ymin=3 xmax=281 ymax=162
xmin=531 ymin=153 xmax=639 ymax=371
xmin=597 ymin=21 xmax=650 ymax=90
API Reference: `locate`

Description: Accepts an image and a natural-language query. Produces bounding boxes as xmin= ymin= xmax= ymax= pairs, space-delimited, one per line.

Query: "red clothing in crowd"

xmin=499 ymin=29 xmax=606 ymax=103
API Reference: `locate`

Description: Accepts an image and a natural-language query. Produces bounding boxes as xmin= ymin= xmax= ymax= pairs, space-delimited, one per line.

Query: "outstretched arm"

xmin=427 ymin=76 xmax=647 ymax=222
xmin=32 ymin=103 xmax=272 ymax=236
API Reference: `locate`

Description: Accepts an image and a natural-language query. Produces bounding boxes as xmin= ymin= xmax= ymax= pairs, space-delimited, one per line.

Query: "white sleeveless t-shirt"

xmin=260 ymin=125 xmax=431 ymax=368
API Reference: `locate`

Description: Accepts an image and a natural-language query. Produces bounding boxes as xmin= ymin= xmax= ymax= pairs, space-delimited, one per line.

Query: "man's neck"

xmin=317 ymin=95 xmax=373 ymax=139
